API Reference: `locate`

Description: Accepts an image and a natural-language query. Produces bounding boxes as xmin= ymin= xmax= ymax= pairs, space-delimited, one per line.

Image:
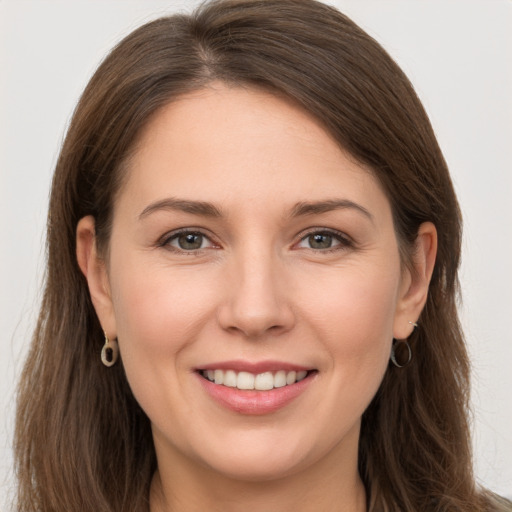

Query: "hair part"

xmin=15 ymin=1 xmax=508 ymax=511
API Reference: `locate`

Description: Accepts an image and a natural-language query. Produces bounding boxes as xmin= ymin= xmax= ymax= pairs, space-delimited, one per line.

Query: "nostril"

xmin=216 ymin=274 xmax=296 ymax=338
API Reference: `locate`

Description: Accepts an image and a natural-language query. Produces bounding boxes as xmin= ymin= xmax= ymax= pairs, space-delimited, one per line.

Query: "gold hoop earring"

xmin=101 ymin=331 xmax=119 ymax=367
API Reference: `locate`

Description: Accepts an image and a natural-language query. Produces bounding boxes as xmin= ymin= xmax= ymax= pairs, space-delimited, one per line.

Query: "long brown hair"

xmin=14 ymin=1 xmax=509 ymax=510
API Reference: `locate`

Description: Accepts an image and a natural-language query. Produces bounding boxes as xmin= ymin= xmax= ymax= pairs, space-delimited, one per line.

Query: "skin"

xmin=77 ymin=83 xmax=437 ymax=512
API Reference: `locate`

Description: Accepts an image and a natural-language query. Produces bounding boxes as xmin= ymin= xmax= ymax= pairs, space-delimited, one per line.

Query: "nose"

xmin=217 ymin=249 xmax=295 ymax=340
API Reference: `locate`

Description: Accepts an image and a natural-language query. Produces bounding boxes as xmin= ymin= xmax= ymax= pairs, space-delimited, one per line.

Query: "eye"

xmin=162 ymin=230 xmax=217 ymax=252
xmin=296 ymin=230 xmax=351 ymax=251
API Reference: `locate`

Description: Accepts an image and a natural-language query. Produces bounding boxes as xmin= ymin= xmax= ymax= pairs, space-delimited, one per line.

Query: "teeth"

xmin=274 ymin=370 xmax=287 ymax=388
xmin=201 ymin=369 xmax=310 ymax=390
xmin=223 ymin=370 xmax=237 ymax=387
xmin=214 ymin=369 xmax=224 ymax=385
xmin=237 ymin=371 xmax=254 ymax=390
xmin=286 ymin=370 xmax=296 ymax=385
xmin=296 ymin=370 xmax=308 ymax=381
xmin=254 ymin=372 xmax=274 ymax=390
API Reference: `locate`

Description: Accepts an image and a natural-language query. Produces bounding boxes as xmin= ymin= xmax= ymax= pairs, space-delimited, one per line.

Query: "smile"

xmin=196 ymin=363 xmax=317 ymax=414
xmin=200 ymin=369 xmax=309 ymax=390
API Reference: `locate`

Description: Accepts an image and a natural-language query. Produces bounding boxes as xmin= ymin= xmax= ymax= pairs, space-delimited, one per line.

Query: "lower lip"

xmin=197 ymin=372 xmax=315 ymax=415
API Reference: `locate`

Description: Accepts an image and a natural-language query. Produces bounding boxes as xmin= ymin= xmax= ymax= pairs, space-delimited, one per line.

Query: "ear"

xmin=393 ymin=222 xmax=437 ymax=339
xmin=76 ymin=215 xmax=117 ymax=339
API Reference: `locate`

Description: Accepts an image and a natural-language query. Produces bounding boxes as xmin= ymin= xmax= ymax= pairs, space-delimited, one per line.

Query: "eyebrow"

xmin=290 ymin=199 xmax=374 ymax=222
xmin=139 ymin=198 xmax=223 ymax=219
xmin=138 ymin=197 xmax=373 ymax=222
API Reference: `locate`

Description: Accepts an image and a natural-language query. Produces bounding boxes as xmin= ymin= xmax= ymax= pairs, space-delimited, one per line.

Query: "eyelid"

xmin=158 ymin=227 xmax=220 ymax=251
xmin=157 ymin=226 xmax=353 ymax=253
xmin=294 ymin=227 xmax=354 ymax=250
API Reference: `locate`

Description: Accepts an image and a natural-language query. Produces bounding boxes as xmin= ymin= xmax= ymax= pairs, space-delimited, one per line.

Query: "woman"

xmin=13 ymin=0 xmax=511 ymax=510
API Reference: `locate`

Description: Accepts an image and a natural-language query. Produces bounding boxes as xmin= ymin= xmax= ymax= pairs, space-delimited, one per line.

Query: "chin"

xmin=185 ymin=423 xmax=351 ymax=484
xmin=202 ymin=451 xmax=309 ymax=483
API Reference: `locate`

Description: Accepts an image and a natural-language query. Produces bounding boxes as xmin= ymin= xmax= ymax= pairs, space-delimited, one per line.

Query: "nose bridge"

xmin=218 ymin=240 xmax=294 ymax=338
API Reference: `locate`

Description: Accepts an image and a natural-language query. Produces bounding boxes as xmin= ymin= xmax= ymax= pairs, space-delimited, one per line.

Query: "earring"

xmin=390 ymin=320 xmax=416 ymax=368
xmin=390 ymin=340 xmax=412 ymax=368
xmin=101 ymin=331 xmax=119 ymax=367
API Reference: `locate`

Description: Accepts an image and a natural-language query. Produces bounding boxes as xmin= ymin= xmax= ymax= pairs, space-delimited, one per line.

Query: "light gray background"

xmin=1 ymin=1 xmax=511 ymax=508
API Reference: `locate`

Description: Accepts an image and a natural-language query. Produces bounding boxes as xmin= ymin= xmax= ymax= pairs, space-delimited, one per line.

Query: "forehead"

xmin=117 ymin=84 xmax=390 ymax=220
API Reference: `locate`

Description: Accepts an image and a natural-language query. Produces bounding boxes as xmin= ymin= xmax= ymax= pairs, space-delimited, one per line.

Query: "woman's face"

xmin=82 ymin=84 xmax=428 ymax=482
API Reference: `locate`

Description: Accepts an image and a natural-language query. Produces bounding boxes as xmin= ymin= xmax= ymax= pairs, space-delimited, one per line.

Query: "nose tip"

xmin=220 ymin=309 xmax=289 ymax=339
xmin=217 ymin=262 xmax=295 ymax=339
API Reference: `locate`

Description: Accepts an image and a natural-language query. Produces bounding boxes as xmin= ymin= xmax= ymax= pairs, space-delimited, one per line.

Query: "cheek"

xmin=108 ymin=260 xmax=219 ymax=393
xmin=300 ymin=268 xmax=398 ymax=427
xmin=301 ymin=262 xmax=399 ymax=372
xmin=112 ymin=255 xmax=217 ymax=330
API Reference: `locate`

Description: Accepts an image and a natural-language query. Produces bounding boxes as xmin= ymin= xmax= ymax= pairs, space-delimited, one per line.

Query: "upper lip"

xmin=197 ymin=360 xmax=313 ymax=374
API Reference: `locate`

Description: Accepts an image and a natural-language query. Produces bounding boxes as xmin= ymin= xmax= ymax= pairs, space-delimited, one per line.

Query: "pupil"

xmin=179 ymin=233 xmax=202 ymax=250
xmin=309 ymin=233 xmax=332 ymax=249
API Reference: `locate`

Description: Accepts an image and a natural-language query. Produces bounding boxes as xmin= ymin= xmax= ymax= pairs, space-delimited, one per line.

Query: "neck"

xmin=151 ymin=471 xmax=366 ymax=512
xmin=150 ymin=437 xmax=367 ymax=512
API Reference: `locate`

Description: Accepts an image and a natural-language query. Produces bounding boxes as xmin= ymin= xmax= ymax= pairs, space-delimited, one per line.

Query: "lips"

xmin=196 ymin=361 xmax=316 ymax=414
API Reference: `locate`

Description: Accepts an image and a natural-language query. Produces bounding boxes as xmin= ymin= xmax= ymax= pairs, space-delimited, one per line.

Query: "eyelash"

xmin=157 ymin=228 xmax=353 ymax=254
xmin=158 ymin=228 xmax=219 ymax=254
xmin=295 ymin=228 xmax=354 ymax=253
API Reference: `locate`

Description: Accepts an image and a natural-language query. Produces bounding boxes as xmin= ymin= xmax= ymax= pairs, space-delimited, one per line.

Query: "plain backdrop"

xmin=1 ymin=0 xmax=511 ymax=508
